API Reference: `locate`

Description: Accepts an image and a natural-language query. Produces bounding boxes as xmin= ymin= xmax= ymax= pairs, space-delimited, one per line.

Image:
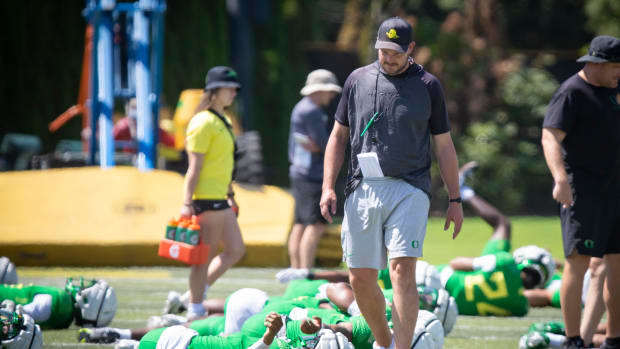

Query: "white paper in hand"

xmin=356 ymin=152 xmax=384 ymax=178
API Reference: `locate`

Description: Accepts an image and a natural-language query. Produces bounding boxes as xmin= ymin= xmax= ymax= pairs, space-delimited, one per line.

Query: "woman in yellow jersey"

xmin=180 ymin=66 xmax=246 ymax=320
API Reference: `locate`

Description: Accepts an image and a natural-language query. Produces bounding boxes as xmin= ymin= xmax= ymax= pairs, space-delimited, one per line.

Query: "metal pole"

xmin=87 ymin=7 xmax=100 ymax=166
xmin=134 ymin=0 xmax=155 ymax=170
xmin=97 ymin=5 xmax=116 ymax=168
xmin=151 ymin=0 xmax=166 ymax=149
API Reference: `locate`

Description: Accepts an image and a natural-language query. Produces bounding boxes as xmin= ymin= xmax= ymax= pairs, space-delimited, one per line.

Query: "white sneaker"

xmin=78 ymin=327 xmax=122 ymax=344
xmin=115 ymin=339 xmax=139 ymax=349
xmin=147 ymin=314 xmax=188 ymax=328
xmin=163 ymin=291 xmax=186 ymax=314
xmin=276 ymin=268 xmax=309 ymax=283
xmin=275 ymin=268 xmax=294 ymax=282
xmin=186 ymin=305 xmax=207 ymax=322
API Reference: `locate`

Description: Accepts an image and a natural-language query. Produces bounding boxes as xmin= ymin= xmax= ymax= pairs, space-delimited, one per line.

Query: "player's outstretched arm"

xmin=262 ymin=312 xmax=283 ymax=345
xmin=449 ymin=257 xmax=474 ymax=271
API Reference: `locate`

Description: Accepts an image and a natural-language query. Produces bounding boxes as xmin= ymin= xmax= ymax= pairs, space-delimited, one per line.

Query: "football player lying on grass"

xmin=82 ymin=282 xmax=454 ymax=347
xmin=0 ymin=276 xmax=116 ymax=329
xmin=134 ymin=311 xmax=357 ymax=349
xmin=80 ymin=286 xmax=341 ymax=344
xmin=133 ymin=309 xmax=442 ymax=349
xmin=0 ymin=309 xmax=42 ymax=349
xmin=435 ymin=162 xmax=557 ymax=316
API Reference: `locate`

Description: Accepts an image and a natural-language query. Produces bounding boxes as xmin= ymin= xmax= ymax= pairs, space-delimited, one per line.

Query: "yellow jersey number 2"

xmin=464 ymin=271 xmax=511 ymax=316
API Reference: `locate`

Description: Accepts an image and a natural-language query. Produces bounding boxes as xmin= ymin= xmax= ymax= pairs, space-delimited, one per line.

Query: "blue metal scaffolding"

xmin=84 ymin=0 xmax=166 ymax=171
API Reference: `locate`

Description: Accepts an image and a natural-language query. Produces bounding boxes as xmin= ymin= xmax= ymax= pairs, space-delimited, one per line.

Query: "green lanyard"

xmin=360 ymin=112 xmax=379 ymax=137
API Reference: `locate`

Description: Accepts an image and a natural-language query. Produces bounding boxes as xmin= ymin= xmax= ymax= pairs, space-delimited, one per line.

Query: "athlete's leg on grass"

xmin=287 ymin=223 xmax=305 ymax=269
xmin=389 ymin=257 xmax=417 ymax=349
xmin=204 ymin=209 xmax=245 ymax=287
xmin=299 ymin=222 xmax=326 ymax=269
xmin=561 ymin=252 xmax=590 ymax=338
xmin=349 ymin=268 xmax=392 ymax=347
xmin=581 ymin=257 xmax=606 ymax=346
xmin=604 ymin=253 xmax=620 ymax=338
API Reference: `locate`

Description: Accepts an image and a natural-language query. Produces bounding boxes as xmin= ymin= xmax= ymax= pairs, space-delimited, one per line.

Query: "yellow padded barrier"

xmin=0 ymin=167 xmax=295 ymax=267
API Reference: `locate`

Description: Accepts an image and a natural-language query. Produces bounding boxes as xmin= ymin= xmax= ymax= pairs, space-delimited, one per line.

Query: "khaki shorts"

xmin=341 ymin=178 xmax=429 ymax=269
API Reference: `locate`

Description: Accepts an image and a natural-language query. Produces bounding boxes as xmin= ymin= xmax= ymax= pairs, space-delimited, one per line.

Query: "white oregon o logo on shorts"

xmin=169 ymin=244 xmax=180 ymax=259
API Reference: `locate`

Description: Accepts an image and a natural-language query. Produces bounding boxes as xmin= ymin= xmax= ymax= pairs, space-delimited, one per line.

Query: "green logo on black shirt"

xmin=584 ymin=239 xmax=595 ymax=249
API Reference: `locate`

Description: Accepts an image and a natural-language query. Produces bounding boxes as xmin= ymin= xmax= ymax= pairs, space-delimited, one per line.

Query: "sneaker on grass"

xmin=78 ymin=327 xmax=122 ymax=344
xmin=519 ymin=331 xmax=550 ymax=349
xmin=163 ymin=290 xmax=187 ymax=315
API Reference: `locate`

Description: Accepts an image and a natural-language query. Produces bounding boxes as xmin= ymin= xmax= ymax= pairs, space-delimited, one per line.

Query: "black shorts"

xmin=291 ymin=177 xmax=326 ymax=225
xmin=192 ymin=200 xmax=230 ymax=215
xmin=560 ymin=177 xmax=620 ymax=258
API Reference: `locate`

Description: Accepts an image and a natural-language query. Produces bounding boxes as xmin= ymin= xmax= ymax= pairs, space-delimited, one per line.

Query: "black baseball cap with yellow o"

xmin=204 ymin=66 xmax=241 ymax=91
xmin=375 ymin=17 xmax=413 ymax=53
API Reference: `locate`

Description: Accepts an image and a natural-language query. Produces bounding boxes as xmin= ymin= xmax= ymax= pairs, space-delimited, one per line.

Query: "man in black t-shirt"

xmin=541 ymin=35 xmax=620 ymax=349
xmin=320 ymin=17 xmax=463 ymax=349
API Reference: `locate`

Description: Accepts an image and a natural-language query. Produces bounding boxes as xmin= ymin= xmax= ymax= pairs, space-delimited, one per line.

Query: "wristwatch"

xmin=449 ymin=197 xmax=462 ymax=204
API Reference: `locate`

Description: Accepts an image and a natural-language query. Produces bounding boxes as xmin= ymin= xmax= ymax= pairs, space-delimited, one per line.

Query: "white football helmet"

xmin=75 ymin=280 xmax=117 ymax=327
xmin=513 ymin=245 xmax=555 ymax=289
xmin=314 ymin=329 xmax=354 ymax=349
xmin=434 ymin=289 xmax=458 ymax=336
xmin=0 ymin=256 xmax=18 ymax=284
xmin=410 ymin=310 xmax=444 ymax=349
xmin=416 ymin=261 xmax=442 ymax=289
xmin=0 ymin=311 xmax=43 ymax=349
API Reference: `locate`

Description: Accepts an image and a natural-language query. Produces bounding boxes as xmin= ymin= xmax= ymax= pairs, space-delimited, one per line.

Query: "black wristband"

xmin=227 ymin=192 xmax=235 ymax=198
xmin=449 ymin=197 xmax=462 ymax=204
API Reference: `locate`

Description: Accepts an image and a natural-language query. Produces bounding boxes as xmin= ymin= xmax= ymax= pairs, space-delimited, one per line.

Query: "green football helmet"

xmin=417 ymin=285 xmax=458 ymax=335
xmin=0 ymin=310 xmax=43 ymax=349
xmin=513 ymin=245 xmax=556 ymax=289
xmin=65 ymin=277 xmax=117 ymax=327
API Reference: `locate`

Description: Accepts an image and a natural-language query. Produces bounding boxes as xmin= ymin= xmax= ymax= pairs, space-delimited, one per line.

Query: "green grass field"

xmin=20 ymin=216 xmax=564 ymax=348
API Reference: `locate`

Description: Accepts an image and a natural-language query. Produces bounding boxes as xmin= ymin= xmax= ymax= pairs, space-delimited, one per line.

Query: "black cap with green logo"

xmin=204 ymin=66 xmax=241 ymax=91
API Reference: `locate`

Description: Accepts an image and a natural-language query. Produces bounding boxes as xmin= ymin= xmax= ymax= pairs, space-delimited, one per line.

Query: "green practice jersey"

xmin=545 ymin=272 xmax=562 ymax=308
xmin=282 ymin=280 xmax=328 ymax=300
xmin=351 ymin=315 xmax=374 ymax=349
xmin=442 ymin=252 xmax=529 ymax=316
xmin=480 ymin=238 xmax=511 ymax=256
xmin=190 ymin=315 xmax=226 ymax=336
xmin=263 ymin=297 xmax=321 ymax=314
xmin=139 ymin=329 xmax=251 ymax=349
xmin=305 ymin=308 xmax=349 ymax=324
xmin=377 ymin=269 xmax=392 ymax=289
xmin=0 ymin=283 xmax=74 ymax=329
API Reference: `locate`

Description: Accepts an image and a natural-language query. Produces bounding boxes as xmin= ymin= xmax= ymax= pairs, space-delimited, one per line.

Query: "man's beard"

xmin=381 ymin=60 xmax=409 ymax=75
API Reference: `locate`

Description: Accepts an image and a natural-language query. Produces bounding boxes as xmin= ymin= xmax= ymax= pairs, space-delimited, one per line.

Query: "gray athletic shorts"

xmin=341 ymin=177 xmax=430 ymax=269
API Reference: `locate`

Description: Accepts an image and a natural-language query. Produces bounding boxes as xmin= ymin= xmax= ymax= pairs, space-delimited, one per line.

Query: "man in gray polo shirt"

xmin=277 ymin=69 xmax=342 ymax=283
xmin=320 ymin=17 xmax=463 ymax=349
